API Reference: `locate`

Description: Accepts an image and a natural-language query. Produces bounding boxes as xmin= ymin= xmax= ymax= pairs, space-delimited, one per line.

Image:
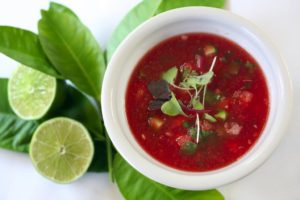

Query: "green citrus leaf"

xmin=38 ymin=6 xmax=105 ymax=98
xmin=113 ymin=153 xmax=224 ymax=200
xmin=0 ymin=26 xmax=61 ymax=78
xmin=106 ymin=0 xmax=225 ymax=60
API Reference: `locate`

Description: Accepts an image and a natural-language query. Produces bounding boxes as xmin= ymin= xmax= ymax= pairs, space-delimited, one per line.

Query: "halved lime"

xmin=29 ymin=117 xmax=94 ymax=183
xmin=8 ymin=65 xmax=56 ymax=120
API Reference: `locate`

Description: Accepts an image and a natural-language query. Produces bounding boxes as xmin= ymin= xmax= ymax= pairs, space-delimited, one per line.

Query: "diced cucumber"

xmin=214 ymin=110 xmax=228 ymax=121
xmin=204 ymin=113 xmax=217 ymax=123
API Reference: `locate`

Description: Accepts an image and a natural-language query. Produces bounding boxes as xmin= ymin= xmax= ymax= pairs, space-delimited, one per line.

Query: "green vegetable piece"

xmin=192 ymin=98 xmax=204 ymax=110
xmin=0 ymin=26 xmax=61 ymax=78
xmin=38 ymin=6 xmax=105 ymax=98
xmin=204 ymin=113 xmax=217 ymax=123
xmin=113 ymin=153 xmax=224 ymax=200
xmin=188 ymin=127 xmax=197 ymax=140
xmin=180 ymin=141 xmax=197 ymax=155
xmin=106 ymin=0 xmax=225 ymax=60
xmin=214 ymin=110 xmax=228 ymax=121
xmin=162 ymin=67 xmax=178 ymax=84
xmin=161 ymin=93 xmax=186 ymax=117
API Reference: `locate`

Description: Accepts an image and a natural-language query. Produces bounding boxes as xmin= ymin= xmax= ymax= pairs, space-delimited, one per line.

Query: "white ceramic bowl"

xmin=101 ymin=7 xmax=292 ymax=190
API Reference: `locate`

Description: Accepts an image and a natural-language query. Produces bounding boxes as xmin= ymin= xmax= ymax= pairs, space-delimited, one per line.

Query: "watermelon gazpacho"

xmin=125 ymin=33 xmax=269 ymax=172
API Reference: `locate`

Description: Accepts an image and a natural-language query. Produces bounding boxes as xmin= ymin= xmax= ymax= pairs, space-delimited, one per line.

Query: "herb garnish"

xmin=147 ymin=56 xmax=218 ymax=145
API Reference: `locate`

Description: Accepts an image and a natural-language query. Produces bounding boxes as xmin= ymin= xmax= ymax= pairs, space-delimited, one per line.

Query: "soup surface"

xmin=126 ymin=33 xmax=269 ymax=172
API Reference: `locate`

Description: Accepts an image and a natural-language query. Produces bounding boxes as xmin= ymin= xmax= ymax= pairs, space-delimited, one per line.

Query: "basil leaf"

xmin=161 ymin=93 xmax=186 ymax=116
xmin=0 ymin=114 xmax=38 ymax=153
xmin=155 ymin=0 xmax=225 ymax=14
xmin=162 ymin=67 xmax=178 ymax=84
xmin=0 ymin=78 xmax=13 ymax=114
xmin=38 ymin=9 xmax=105 ymax=98
xmin=114 ymin=153 xmax=224 ymax=200
xmin=106 ymin=0 xmax=225 ymax=60
xmin=0 ymin=26 xmax=61 ymax=78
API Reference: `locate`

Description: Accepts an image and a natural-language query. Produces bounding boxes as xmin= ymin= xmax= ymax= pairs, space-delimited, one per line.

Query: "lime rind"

xmin=8 ymin=65 xmax=57 ymax=120
xmin=29 ymin=117 xmax=94 ymax=184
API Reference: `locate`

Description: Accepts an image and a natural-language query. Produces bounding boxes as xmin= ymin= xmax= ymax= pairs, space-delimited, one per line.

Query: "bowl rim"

xmin=101 ymin=7 xmax=293 ymax=190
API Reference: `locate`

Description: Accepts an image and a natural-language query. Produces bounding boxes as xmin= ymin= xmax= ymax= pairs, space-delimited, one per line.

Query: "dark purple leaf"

xmin=147 ymin=80 xmax=171 ymax=100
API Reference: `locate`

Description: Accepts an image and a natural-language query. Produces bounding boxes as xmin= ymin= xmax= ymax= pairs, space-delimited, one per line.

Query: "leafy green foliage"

xmin=0 ymin=78 xmax=13 ymax=114
xmin=0 ymin=26 xmax=61 ymax=78
xmin=106 ymin=0 xmax=162 ymax=60
xmin=0 ymin=78 xmax=38 ymax=152
xmin=155 ymin=0 xmax=225 ymax=14
xmin=0 ymin=114 xmax=39 ymax=152
xmin=48 ymin=2 xmax=78 ymax=18
xmin=162 ymin=66 xmax=178 ymax=84
xmin=113 ymin=153 xmax=224 ymax=200
xmin=53 ymin=84 xmax=104 ymax=141
xmin=106 ymin=0 xmax=225 ymax=60
xmin=161 ymin=93 xmax=186 ymax=116
xmin=38 ymin=5 xmax=105 ymax=98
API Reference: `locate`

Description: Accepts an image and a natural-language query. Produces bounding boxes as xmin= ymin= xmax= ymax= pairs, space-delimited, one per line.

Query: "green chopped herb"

xmin=180 ymin=141 xmax=197 ymax=155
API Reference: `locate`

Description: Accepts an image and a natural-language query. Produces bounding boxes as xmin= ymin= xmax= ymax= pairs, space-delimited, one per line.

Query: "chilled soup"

xmin=125 ymin=33 xmax=269 ymax=172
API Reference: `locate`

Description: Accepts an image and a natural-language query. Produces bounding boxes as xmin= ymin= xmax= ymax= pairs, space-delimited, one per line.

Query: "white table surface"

xmin=0 ymin=0 xmax=299 ymax=199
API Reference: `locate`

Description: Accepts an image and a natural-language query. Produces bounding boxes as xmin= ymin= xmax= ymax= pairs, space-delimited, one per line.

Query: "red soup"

xmin=126 ymin=33 xmax=269 ymax=172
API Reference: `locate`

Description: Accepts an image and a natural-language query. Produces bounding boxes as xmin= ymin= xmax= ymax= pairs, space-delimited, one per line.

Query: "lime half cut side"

xmin=29 ymin=117 xmax=94 ymax=184
xmin=8 ymin=65 xmax=56 ymax=120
